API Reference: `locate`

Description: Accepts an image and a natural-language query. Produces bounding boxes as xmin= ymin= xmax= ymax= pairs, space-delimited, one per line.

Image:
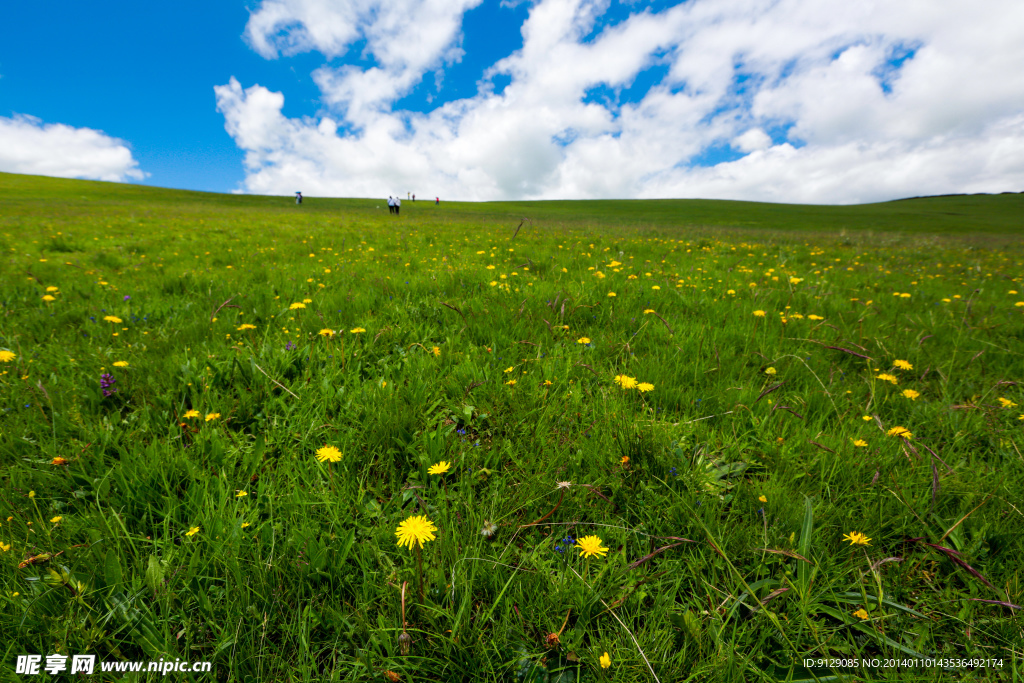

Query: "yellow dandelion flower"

xmin=318 ymin=328 xmax=335 ymax=337
xmin=765 ymin=367 xmax=776 ymax=375
xmin=0 ymin=542 xmax=10 ymax=552
xmin=876 ymin=373 xmax=898 ymax=385
xmin=852 ymin=608 xmax=869 ymax=620
xmin=350 ymin=327 xmax=365 ymax=333
xmin=894 ymin=359 xmax=913 ymax=370
xmin=600 ymin=652 xmax=611 ymax=669
xmin=577 ymin=337 xmax=591 ymax=344
xmin=506 ymin=379 xmax=517 ymax=386
xmin=852 ymin=439 xmax=868 ymax=447
xmin=575 ymin=535 xmax=609 ymax=559
xmin=236 ymin=490 xmax=248 ymax=498
xmin=613 ymin=375 xmax=637 ymax=389
xmin=643 ymin=309 xmax=655 ymax=314
xmin=186 ymin=526 xmax=200 ymax=537
xmin=753 ymin=310 xmax=765 ymax=317
xmin=998 ymin=398 xmax=1017 ymax=408
xmin=46 ymin=286 xmax=59 ymax=292
xmin=237 ymin=323 xmax=257 ymax=331
xmin=428 ymin=461 xmax=451 ymax=475
xmin=289 ymin=302 xmax=306 ymax=310
xmin=50 ymin=516 xmax=63 ymax=524
xmin=51 ymin=456 xmax=69 ymax=465
xmin=0 ymin=350 xmax=16 ymax=362
xmin=607 ymin=292 xmax=616 ymax=297
xmin=902 ymin=389 xmax=920 ymax=400
xmin=887 ymin=426 xmax=913 ymax=439
xmin=103 ymin=315 xmax=123 ymax=324
xmin=758 ymin=495 xmax=767 ymax=503
xmin=183 ymin=409 xmax=200 ymax=419
xmin=432 ymin=346 xmax=441 ymax=356
xmin=42 ymin=294 xmax=56 ymax=302
xmin=637 ymin=382 xmax=654 ymax=392
xmin=862 ymin=415 xmax=872 ymax=421
xmin=113 ymin=361 xmax=129 ymax=367
xmin=315 ymin=445 xmax=342 ymax=463
xmin=842 ymin=531 xmax=871 ymax=546
xmin=205 ymin=412 xmax=221 ymax=422
xmin=395 ymin=515 xmax=437 ymax=549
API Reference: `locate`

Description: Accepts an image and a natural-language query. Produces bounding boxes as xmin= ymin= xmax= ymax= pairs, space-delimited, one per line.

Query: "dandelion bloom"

xmin=852 ymin=439 xmax=868 ymax=448
xmin=205 ymin=412 xmax=221 ymax=422
xmin=350 ymin=327 xmax=365 ymax=334
xmin=842 ymin=531 xmax=871 ymax=546
xmin=887 ymin=426 xmax=913 ymax=439
xmin=318 ymin=328 xmax=335 ymax=337
xmin=637 ymin=382 xmax=654 ymax=392
xmin=0 ymin=542 xmax=10 ymax=552
xmin=607 ymin=292 xmax=616 ymax=297
xmin=432 ymin=346 xmax=441 ymax=356
xmin=753 ymin=310 xmax=765 ymax=317
xmin=876 ymin=373 xmax=898 ymax=385
xmin=51 ymin=457 xmax=68 ymax=466
xmin=504 ymin=367 xmax=514 ymax=373
xmin=506 ymin=379 xmax=517 ymax=386
xmin=46 ymin=286 xmax=59 ymax=292
xmin=236 ymin=490 xmax=248 ymax=498
xmin=289 ymin=302 xmax=306 ymax=310
xmin=620 ymin=456 xmax=629 ymax=466
xmin=765 ymin=367 xmax=776 ymax=375
xmin=186 ymin=526 xmax=200 ymax=537
xmin=894 ymin=359 xmax=913 ymax=370
xmin=576 ymin=535 xmax=609 ymax=559
xmin=42 ymin=295 xmax=56 ymax=302
xmin=997 ymin=398 xmax=1017 ymax=408
xmin=0 ymin=350 xmax=16 ymax=362
xmin=103 ymin=315 xmax=123 ymax=324
xmin=50 ymin=516 xmax=62 ymax=524
xmin=543 ymin=380 xmax=553 ymax=386
xmin=183 ymin=409 xmax=200 ymax=419
xmin=600 ymin=652 xmax=611 ymax=669
xmin=652 ymin=285 xmax=660 ymax=290
xmin=902 ymin=389 xmax=920 ymax=400
xmin=428 ymin=461 xmax=451 ymax=475
xmin=862 ymin=415 xmax=872 ymax=421
xmin=237 ymin=323 xmax=257 ymax=331
xmin=613 ymin=375 xmax=638 ymax=389
xmin=302 ymin=298 xmax=312 ymax=304
xmin=113 ymin=361 xmax=129 ymax=367
xmin=758 ymin=495 xmax=767 ymax=503
xmin=644 ymin=309 xmax=656 ymax=314
xmin=395 ymin=515 xmax=437 ymax=549
xmin=577 ymin=337 xmax=591 ymax=344
xmin=315 ymin=445 xmax=342 ymax=463
xmin=852 ymin=609 xmax=869 ymax=620
xmin=789 ymin=277 xmax=803 ymax=285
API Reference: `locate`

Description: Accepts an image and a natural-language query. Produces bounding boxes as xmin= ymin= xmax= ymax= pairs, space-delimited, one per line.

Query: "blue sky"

xmin=2 ymin=0 xmax=1023 ymax=203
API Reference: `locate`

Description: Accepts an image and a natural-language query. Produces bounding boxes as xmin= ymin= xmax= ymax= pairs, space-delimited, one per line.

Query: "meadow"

xmin=1 ymin=171 xmax=1023 ymax=682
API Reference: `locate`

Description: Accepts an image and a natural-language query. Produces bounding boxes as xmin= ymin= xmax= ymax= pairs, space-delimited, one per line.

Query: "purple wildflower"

xmin=285 ymin=341 xmax=295 ymax=351
xmin=100 ymin=373 xmax=118 ymax=397
xmin=123 ymin=295 xmax=131 ymax=301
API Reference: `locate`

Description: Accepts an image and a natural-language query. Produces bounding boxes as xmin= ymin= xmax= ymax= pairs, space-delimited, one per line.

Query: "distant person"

xmin=435 ymin=197 xmax=440 ymax=205
xmin=388 ymin=196 xmax=395 ymax=214
xmin=407 ymin=192 xmax=411 ymax=200
xmin=295 ymin=191 xmax=303 ymax=204
xmin=412 ymin=193 xmax=415 ymax=202
xmin=394 ymin=196 xmax=401 ymax=216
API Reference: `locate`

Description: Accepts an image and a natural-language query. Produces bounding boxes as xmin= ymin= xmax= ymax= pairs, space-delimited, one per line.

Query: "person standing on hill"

xmin=435 ymin=197 xmax=439 ymax=205
xmin=412 ymin=193 xmax=416 ymax=202
xmin=388 ymin=196 xmax=395 ymax=214
xmin=394 ymin=196 xmax=401 ymax=216
xmin=295 ymin=191 xmax=303 ymax=204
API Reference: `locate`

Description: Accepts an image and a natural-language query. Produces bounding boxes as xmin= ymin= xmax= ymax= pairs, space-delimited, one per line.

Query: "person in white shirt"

xmin=394 ymin=196 xmax=401 ymax=216
xmin=387 ymin=196 xmax=395 ymax=214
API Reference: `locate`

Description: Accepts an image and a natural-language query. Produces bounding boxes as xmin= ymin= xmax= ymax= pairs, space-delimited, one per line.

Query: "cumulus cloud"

xmin=222 ymin=0 xmax=1024 ymax=203
xmin=0 ymin=114 xmax=145 ymax=183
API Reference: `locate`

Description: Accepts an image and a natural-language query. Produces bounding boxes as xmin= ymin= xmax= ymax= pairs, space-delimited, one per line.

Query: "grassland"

xmin=1 ymin=171 xmax=1022 ymax=682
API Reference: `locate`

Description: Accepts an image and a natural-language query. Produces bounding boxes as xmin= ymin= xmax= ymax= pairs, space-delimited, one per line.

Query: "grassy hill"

xmin=2 ymin=171 xmax=1022 ymax=239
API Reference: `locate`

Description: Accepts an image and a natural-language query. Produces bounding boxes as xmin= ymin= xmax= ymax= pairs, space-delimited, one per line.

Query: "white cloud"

xmin=0 ymin=114 xmax=145 ymax=183
xmin=222 ymin=0 xmax=1024 ymax=203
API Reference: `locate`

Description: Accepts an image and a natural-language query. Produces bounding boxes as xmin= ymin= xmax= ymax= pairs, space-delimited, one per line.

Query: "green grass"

xmin=1 ymin=171 xmax=1022 ymax=682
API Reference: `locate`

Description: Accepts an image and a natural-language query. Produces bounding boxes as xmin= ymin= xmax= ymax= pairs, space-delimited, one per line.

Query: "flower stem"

xmin=415 ymin=544 xmax=424 ymax=605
